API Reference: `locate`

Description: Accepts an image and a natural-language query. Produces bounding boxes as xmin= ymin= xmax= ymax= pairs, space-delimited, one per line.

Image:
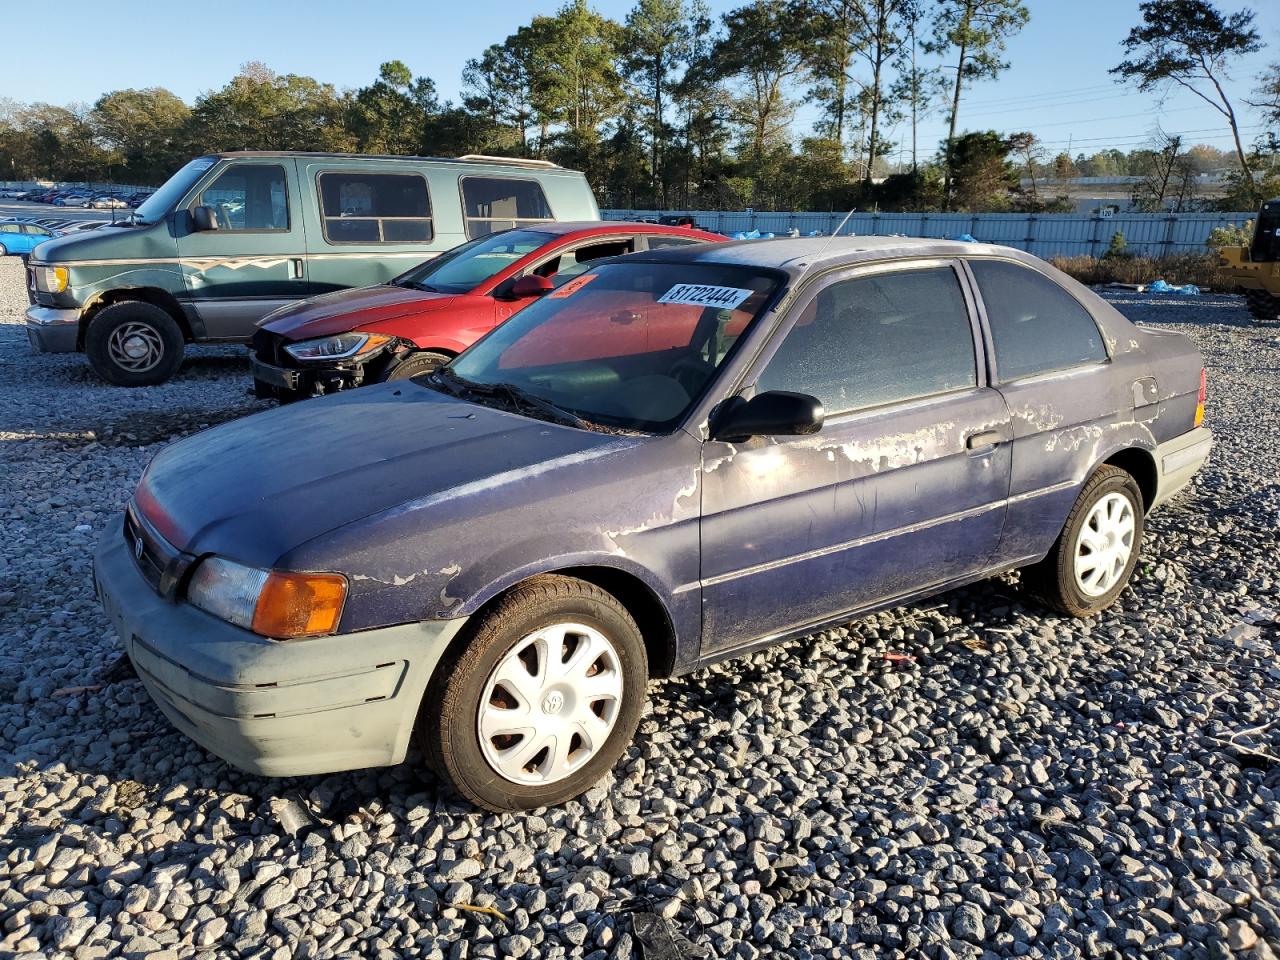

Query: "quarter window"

xmin=319 ymin=172 xmax=433 ymax=244
xmin=645 ymin=236 xmax=702 ymax=250
xmin=461 ymin=177 xmax=554 ymax=238
xmin=758 ymin=266 xmax=977 ymax=414
xmin=195 ymin=163 xmax=289 ymax=231
xmin=970 ymin=259 xmax=1108 ymax=380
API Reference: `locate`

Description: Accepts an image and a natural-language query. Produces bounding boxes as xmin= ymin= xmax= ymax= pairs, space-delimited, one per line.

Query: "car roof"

xmin=529 ymin=221 xmax=721 ymax=239
xmin=630 ymin=234 xmax=1032 ymax=274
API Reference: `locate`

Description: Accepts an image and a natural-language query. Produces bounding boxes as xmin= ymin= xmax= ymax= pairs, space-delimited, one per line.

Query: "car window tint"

xmin=970 ymin=259 xmax=1108 ymax=380
xmin=758 ymin=266 xmax=977 ymax=414
xmin=196 ymin=164 xmax=288 ymax=231
xmin=461 ymin=177 xmax=554 ymax=238
xmin=0 ymin=224 xmax=18 ymax=233
xmin=546 ymin=240 xmax=633 ymax=287
xmin=646 ymin=236 xmax=702 ymax=249
xmin=319 ymin=172 xmax=432 ymax=244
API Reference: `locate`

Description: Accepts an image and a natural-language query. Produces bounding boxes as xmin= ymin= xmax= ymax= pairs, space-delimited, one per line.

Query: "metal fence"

xmin=602 ymin=209 xmax=1256 ymax=258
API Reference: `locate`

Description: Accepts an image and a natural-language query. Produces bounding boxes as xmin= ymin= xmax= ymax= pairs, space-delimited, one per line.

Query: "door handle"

xmin=966 ymin=430 xmax=1002 ymax=451
xmin=290 ymin=258 xmax=304 ymax=280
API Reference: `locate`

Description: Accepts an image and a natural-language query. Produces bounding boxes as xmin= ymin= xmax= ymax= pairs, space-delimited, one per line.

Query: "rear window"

xmin=460 ymin=177 xmax=554 ymax=238
xmin=319 ymin=172 xmax=433 ymax=244
xmin=970 ymin=259 xmax=1108 ymax=381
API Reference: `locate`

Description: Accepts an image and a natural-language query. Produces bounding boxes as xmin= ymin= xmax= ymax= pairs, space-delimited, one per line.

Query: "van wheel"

xmin=1022 ymin=465 xmax=1144 ymax=617
xmin=384 ymin=350 xmax=452 ymax=382
xmin=86 ymin=302 xmax=185 ymax=386
xmin=419 ymin=576 xmax=648 ymax=811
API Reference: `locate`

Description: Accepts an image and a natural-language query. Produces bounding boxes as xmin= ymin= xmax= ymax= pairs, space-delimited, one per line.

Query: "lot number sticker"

xmin=657 ymin=284 xmax=754 ymax=309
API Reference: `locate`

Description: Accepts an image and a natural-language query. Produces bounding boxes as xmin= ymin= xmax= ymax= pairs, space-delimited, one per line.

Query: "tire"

xmin=0 ymin=244 xmax=7 ymax=257
xmin=1022 ymin=465 xmax=1145 ymax=617
xmin=383 ymin=350 xmax=452 ymax=382
xmin=1244 ymin=289 xmax=1280 ymax=324
xmin=85 ymin=301 xmax=185 ymax=386
xmin=419 ymin=575 xmax=649 ymax=811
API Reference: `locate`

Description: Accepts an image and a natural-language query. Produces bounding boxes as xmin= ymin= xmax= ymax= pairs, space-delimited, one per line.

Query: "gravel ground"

xmin=1 ymin=256 xmax=1278 ymax=960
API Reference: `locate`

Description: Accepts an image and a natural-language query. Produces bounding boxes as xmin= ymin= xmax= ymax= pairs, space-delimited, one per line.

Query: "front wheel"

xmin=1244 ymin=289 xmax=1280 ymax=324
xmin=419 ymin=576 xmax=648 ymax=811
xmin=0 ymin=244 xmax=7 ymax=257
xmin=1022 ymin=465 xmax=1144 ymax=617
xmin=383 ymin=350 xmax=452 ymax=382
xmin=85 ymin=301 xmax=185 ymax=386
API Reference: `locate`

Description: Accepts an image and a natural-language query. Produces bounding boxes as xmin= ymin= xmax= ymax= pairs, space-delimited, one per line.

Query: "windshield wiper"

xmin=429 ymin=368 xmax=591 ymax=430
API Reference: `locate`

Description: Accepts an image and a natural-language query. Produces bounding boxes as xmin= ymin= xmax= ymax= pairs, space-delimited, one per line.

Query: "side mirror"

xmin=711 ymin=390 xmax=824 ymax=442
xmin=190 ymin=205 xmax=219 ymax=232
xmin=509 ymin=274 xmax=554 ymax=299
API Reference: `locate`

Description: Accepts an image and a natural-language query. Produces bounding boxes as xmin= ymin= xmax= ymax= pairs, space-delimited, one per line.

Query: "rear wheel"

xmin=419 ymin=576 xmax=648 ymax=811
xmin=383 ymin=350 xmax=452 ymax=382
xmin=1022 ymin=465 xmax=1144 ymax=617
xmin=85 ymin=301 xmax=185 ymax=386
xmin=0 ymin=244 xmax=7 ymax=256
xmin=1244 ymin=289 xmax=1280 ymax=324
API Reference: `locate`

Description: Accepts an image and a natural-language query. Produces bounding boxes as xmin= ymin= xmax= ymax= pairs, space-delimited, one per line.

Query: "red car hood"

xmin=260 ymin=284 xmax=459 ymax=341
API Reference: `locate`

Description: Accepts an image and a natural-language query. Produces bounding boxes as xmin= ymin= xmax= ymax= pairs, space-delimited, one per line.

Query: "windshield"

xmin=133 ymin=156 xmax=218 ymax=224
xmin=445 ymin=261 xmax=780 ymax=432
xmin=395 ymin=229 xmax=552 ymax=294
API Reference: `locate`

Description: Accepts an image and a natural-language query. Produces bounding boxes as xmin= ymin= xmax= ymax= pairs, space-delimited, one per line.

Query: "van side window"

xmin=460 ymin=177 xmax=554 ymax=238
xmin=318 ymin=172 xmax=433 ymax=244
xmin=969 ymin=259 xmax=1108 ymax=381
xmin=196 ymin=164 xmax=289 ymax=231
xmin=758 ymin=266 xmax=977 ymax=415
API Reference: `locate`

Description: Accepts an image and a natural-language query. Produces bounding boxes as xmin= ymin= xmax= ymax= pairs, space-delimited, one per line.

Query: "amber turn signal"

xmin=252 ymin=571 xmax=348 ymax=639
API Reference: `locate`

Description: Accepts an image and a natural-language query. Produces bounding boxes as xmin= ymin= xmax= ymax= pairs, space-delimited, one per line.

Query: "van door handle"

xmin=290 ymin=258 xmax=304 ymax=280
xmin=966 ymin=430 xmax=1002 ymax=451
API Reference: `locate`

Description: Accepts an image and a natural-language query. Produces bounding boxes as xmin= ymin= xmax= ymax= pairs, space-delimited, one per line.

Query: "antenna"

xmin=813 ymin=207 xmax=857 ymax=261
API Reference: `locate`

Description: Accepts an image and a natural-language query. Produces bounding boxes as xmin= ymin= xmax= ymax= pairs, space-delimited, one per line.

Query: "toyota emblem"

xmin=134 ymin=535 xmax=144 ymax=561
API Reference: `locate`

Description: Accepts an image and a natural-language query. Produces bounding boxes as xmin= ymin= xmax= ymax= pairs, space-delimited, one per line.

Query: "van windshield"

xmin=394 ymin=229 xmax=552 ymax=294
xmin=133 ymin=157 xmax=219 ymax=224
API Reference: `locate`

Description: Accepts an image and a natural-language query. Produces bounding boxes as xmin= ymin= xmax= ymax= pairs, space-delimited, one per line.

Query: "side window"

xmin=195 ymin=164 xmax=289 ymax=231
xmin=538 ymin=240 xmax=633 ymax=287
xmin=0 ymin=224 xmax=19 ymax=234
xmin=970 ymin=259 xmax=1108 ymax=381
xmin=461 ymin=177 xmax=554 ymax=238
xmin=645 ymin=236 xmax=702 ymax=250
xmin=318 ymin=172 xmax=432 ymax=244
xmin=758 ymin=266 xmax=977 ymax=415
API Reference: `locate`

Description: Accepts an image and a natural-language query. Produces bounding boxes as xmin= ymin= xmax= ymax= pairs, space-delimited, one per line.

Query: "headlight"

xmin=35 ymin=265 xmax=69 ymax=293
xmin=283 ymin=332 xmax=392 ymax=362
xmin=186 ymin=556 xmax=347 ymax=639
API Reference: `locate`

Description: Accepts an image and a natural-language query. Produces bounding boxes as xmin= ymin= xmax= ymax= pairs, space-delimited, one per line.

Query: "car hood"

xmin=134 ymin=383 xmax=620 ymax=566
xmin=259 ymin=285 xmax=458 ymax=341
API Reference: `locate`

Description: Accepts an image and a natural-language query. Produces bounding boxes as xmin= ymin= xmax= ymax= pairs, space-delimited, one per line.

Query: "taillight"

xmin=1194 ymin=368 xmax=1206 ymax=427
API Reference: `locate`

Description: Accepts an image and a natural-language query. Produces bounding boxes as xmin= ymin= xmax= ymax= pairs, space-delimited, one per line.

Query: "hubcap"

xmin=107 ymin=322 xmax=164 ymax=373
xmin=1074 ymin=492 xmax=1136 ymax=597
xmin=477 ymin=622 xmax=623 ymax=786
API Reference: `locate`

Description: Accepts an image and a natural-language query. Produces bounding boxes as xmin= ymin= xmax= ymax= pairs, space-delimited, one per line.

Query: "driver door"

xmin=699 ymin=261 xmax=1012 ymax=655
xmin=176 ymin=158 xmax=308 ymax=340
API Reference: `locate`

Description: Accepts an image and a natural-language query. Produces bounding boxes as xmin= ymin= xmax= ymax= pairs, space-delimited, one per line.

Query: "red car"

xmin=250 ymin=221 xmax=722 ymax=401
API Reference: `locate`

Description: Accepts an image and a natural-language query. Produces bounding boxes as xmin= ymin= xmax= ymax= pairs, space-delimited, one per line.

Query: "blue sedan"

xmin=0 ymin=221 xmax=61 ymax=256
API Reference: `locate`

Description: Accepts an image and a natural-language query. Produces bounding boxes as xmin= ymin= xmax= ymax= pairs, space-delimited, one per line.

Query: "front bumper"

xmin=1151 ymin=426 xmax=1212 ymax=510
xmin=93 ymin=532 xmax=469 ymax=777
xmin=24 ymin=305 xmax=81 ymax=353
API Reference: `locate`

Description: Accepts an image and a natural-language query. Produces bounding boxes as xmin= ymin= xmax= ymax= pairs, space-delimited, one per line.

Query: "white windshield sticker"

xmin=657 ymin=283 xmax=754 ymax=309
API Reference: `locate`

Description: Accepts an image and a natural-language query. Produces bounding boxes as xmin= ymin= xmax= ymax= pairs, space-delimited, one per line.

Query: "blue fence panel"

xmin=603 ymin=209 xmax=1255 ymax=257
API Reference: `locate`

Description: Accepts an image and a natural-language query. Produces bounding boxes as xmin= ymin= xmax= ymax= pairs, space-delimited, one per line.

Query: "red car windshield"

xmin=395 ymin=229 xmax=553 ymax=294
xmin=443 ymin=261 xmax=780 ymax=432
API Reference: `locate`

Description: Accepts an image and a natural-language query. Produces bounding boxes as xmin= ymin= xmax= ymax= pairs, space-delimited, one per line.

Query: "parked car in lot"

xmin=0 ymin=221 xmax=61 ymax=256
xmin=88 ymin=194 xmax=128 ymax=209
xmin=54 ymin=193 xmax=91 ymax=207
xmin=95 ymin=236 xmax=1211 ymax=810
xmin=251 ymin=221 xmax=721 ymax=401
xmin=25 ymin=151 xmax=600 ymax=385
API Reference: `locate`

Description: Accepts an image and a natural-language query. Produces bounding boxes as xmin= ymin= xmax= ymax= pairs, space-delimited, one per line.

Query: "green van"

xmin=24 ymin=151 xmax=600 ymax=385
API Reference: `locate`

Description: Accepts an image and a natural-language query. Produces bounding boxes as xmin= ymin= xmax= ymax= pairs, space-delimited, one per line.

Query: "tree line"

xmin=1 ymin=0 xmax=1277 ymax=212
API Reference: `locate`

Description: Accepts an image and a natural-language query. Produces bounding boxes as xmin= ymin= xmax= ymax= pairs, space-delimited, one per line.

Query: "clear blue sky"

xmin=3 ymin=0 xmax=1277 ymax=160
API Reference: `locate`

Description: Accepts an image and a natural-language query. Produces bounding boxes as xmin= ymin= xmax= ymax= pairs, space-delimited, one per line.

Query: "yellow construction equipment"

xmin=1219 ymin=199 xmax=1280 ymax=323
